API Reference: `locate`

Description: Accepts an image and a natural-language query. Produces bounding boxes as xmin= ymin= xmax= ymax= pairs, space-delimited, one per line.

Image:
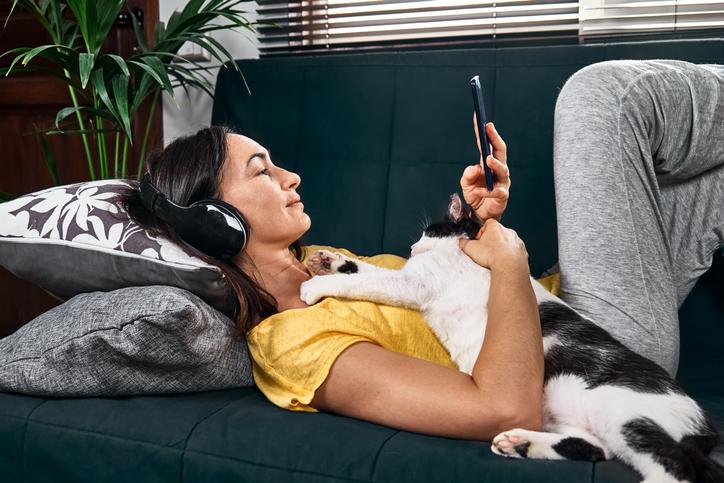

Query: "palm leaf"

xmin=36 ymin=129 xmax=61 ymax=185
xmin=90 ymin=69 xmax=118 ymax=118
xmin=129 ymin=57 xmax=173 ymax=95
xmin=55 ymin=105 xmax=115 ymax=127
xmin=21 ymin=44 xmax=68 ymax=65
xmin=111 ymin=75 xmax=132 ymax=142
xmin=129 ymin=73 xmax=157 ymax=115
xmin=105 ymin=54 xmax=129 ymax=77
xmin=78 ymin=51 xmax=94 ymax=88
xmin=64 ymin=0 xmax=89 ymax=50
xmin=6 ymin=1 xmax=52 ymax=34
xmin=94 ymin=0 xmax=125 ymax=49
xmin=129 ymin=10 xmax=148 ymax=53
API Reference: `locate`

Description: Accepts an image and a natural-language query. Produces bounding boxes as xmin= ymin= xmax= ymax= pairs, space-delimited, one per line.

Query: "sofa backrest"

xmin=212 ymin=37 xmax=724 ymax=395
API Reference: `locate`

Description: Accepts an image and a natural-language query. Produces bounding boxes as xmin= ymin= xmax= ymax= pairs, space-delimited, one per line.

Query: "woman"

xmin=116 ymin=115 xmax=542 ymax=442
xmin=116 ymin=59 xmax=724 ymax=443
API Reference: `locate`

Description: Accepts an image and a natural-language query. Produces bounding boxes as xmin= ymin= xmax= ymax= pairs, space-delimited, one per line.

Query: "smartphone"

xmin=470 ymin=75 xmax=494 ymax=191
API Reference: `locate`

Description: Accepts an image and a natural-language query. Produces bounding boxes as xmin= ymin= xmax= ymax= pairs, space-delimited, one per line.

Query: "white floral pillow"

xmin=0 ymin=179 xmax=234 ymax=315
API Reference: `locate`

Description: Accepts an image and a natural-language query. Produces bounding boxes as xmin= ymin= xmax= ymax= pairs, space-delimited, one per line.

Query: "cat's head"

xmin=410 ymin=193 xmax=482 ymax=256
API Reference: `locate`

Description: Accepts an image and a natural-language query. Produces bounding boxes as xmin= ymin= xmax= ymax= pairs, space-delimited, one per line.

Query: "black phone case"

xmin=470 ymin=75 xmax=494 ymax=191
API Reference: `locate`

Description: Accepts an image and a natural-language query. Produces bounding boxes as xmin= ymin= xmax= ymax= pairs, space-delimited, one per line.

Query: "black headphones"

xmin=138 ymin=173 xmax=249 ymax=260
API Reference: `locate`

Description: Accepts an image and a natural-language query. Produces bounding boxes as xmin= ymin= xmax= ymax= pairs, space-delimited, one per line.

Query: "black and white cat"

xmin=299 ymin=193 xmax=723 ymax=483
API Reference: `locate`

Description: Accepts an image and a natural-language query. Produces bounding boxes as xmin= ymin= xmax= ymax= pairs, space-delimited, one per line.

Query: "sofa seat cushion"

xmin=2 ymin=387 xmax=723 ymax=482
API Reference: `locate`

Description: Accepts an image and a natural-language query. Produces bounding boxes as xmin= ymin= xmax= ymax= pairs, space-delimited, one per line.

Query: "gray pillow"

xmin=0 ymin=285 xmax=253 ymax=397
xmin=0 ymin=179 xmax=234 ymax=315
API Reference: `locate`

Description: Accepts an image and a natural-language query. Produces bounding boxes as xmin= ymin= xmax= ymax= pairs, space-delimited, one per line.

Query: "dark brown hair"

xmin=111 ymin=125 xmax=304 ymax=340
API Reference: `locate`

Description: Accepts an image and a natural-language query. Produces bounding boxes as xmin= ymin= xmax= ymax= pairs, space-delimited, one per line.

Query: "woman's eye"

xmin=259 ymin=168 xmax=270 ymax=176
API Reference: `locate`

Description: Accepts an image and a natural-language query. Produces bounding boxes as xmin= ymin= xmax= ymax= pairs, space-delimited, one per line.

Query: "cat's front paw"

xmin=307 ymin=250 xmax=359 ymax=275
xmin=300 ymin=276 xmax=337 ymax=305
xmin=491 ymin=429 xmax=531 ymax=459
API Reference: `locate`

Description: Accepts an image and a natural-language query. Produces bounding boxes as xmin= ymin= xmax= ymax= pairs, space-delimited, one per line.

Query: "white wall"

xmin=158 ymin=1 xmax=260 ymax=146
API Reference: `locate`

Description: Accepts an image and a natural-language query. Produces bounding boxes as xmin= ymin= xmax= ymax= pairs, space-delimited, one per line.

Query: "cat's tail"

xmin=679 ymin=432 xmax=724 ymax=483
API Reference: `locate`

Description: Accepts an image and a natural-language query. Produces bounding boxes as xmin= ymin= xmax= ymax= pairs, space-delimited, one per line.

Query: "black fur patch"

xmin=424 ymin=218 xmax=481 ymax=241
xmin=623 ymin=418 xmax=694 ymax=482
xmin=337 ymin=261 xmax=358 ymax=274
xmin=513 ymin=441 xmax=530 ymax=458
xmin=680 ymin=420 xmax=719 ymax=455
xmin=538 ymin=301 xmax=682 ymax=395
xmin=552 ymin=437 xmax=606 ymax=461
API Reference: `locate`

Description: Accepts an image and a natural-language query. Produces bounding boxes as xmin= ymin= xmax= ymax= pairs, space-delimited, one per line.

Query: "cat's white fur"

xmin=298 ymin=194 xmax=720 ymax=483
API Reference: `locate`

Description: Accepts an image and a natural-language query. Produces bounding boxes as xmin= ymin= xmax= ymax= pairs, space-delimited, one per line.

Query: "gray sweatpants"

xmin=553 ymin=59 xmax=724 ymax=377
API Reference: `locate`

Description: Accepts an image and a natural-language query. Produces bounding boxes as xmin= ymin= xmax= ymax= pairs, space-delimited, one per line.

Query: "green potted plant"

xmin=1 ymin=0 xmax=261 ymax=200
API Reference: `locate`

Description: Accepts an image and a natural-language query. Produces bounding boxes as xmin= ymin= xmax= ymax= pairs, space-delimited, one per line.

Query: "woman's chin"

xmin=294 ymin=220 xmax=311 ymax=241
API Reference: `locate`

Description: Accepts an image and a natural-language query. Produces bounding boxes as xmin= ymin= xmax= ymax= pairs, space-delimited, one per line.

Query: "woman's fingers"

xmin=473 ymin=111 xmax=482 ymax=153
xmin=469 ymin=185 xmax=509 ymax=200
xmin=486 ymin=154 xmax=510 ymax=183
xmin=461 ymin=159 xmax=510 ymax=195
xmin=474 ymin=112 xmax=507 ymax=163
xmin=485 ymin=122 xmax=507 ymax=162
xmin=461 ymin=164 xmax=479 ymax=183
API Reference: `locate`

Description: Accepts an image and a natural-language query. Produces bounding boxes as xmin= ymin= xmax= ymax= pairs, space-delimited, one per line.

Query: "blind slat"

xmin=257 ymin=0 xmax=724 ymax=55
xmin=580 ymin=0 xmax=724 ymax=36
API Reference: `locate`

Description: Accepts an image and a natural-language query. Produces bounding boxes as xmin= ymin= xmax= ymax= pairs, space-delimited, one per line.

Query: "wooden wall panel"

xmin=0 ymin=0 xmax=162 ymax=337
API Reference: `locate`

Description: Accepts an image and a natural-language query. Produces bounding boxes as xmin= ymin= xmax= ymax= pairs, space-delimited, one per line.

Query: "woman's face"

xmin=218 ymin=133 xmax=310 ymax=247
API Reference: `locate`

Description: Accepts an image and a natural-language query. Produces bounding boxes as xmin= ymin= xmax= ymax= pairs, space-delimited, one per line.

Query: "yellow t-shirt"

xmin=245 ymin=244 xmax=561 ymax=413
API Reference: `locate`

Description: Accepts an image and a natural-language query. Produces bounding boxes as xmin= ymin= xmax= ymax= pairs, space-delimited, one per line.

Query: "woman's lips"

xmin=289 ymin=201 xmax=304 ymax=208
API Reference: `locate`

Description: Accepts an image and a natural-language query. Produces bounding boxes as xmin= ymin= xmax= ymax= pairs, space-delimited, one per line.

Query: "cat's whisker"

xmin=417 ymin=212 xmax=430 ymax=232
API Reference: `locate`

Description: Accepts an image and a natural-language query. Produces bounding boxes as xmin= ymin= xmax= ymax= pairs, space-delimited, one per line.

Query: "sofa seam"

xmin=15 ymin=417 xmax=193 ymax=449
xmin=178 ymin=399 xmax=240 ymax=482
xmin=170 ymin=393 xmax=258 ymax=447
xmin=380 ymin=65 xmax=397 ymax=253
xmin=11 ymin=411 xmax=370 ymax=482
xmin=369 ymin=430 xmax=400 ymax=481
xmin=21 ymin=400 xmax=49 ymax=483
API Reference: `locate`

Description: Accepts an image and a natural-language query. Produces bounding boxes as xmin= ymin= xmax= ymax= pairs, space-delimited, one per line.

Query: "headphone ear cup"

xmin=184 ymin=199 xmax=249 ymax=260
xmin=139 ymin=175 xmax=248 ymax=260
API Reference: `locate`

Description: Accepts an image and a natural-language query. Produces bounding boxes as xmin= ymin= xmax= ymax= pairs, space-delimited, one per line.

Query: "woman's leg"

xmin=553 ymin=59 xmax=724 ymax=376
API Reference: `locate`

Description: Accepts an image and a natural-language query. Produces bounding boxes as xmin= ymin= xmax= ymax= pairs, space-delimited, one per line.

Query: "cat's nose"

xmin=410 ymin=243 xmax=418 ymax=256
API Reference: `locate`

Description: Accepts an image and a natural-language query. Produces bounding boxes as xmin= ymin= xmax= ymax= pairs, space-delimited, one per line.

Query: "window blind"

xmin=579 ymin=0 xmax=724 ymax=38
xmin=255 ymin=0 xmax=724 ymax=56
xmin=256 ymin=0 xmax=580 ymax=56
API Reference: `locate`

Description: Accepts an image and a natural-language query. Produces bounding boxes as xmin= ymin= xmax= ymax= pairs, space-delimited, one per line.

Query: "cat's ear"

xmin=447 ymin=193 xmax=468 ymax=222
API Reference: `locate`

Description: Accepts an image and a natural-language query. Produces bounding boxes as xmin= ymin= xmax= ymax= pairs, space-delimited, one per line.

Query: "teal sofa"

xmin=1 ymin=37 xmax=723 ymax=482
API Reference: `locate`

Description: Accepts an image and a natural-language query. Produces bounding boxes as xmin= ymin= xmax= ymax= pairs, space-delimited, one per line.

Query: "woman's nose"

xmin=286 ymin=170 xmax=301 ymax=189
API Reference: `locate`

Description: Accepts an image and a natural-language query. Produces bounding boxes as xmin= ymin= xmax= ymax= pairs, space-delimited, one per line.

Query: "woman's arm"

xmin=461 ymin=217 xmax=544 ymax=428
xmin=309 ymin=220 xmax=544 ymax=440
xmin=472 ymin=257 xmax=544 ymax=428
xmin=310 ymin=339 xmax=540 ymax=442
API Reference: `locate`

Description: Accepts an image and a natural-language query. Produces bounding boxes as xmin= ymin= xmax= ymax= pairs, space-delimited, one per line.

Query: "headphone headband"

xmin=138 ymin=173 xmax=248 ymax=260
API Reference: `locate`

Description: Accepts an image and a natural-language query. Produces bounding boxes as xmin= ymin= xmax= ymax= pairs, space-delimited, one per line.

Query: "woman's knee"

xmin=555 ymin=60 xmax=648 ymax=120
xmin=552 ymin=61 xmax=640 ymax=178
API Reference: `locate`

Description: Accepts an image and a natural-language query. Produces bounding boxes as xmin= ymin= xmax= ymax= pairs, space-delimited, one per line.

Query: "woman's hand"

xmin=458 ymin=218 xmax=528 ymax=273
xmin=460 ymin=112 xmax=511 ymax=222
